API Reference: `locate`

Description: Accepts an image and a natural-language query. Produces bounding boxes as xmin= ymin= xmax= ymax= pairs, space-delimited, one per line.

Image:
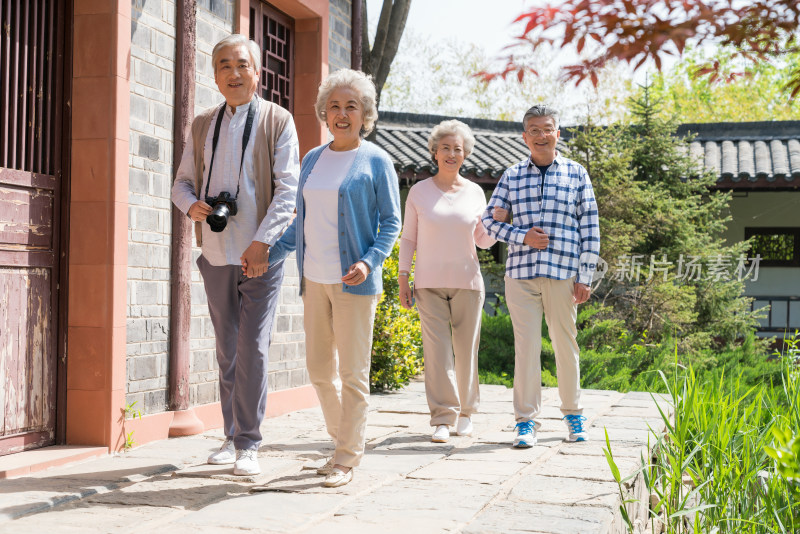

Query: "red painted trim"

xmin=117 ymin=385 xmax=319 ymax=450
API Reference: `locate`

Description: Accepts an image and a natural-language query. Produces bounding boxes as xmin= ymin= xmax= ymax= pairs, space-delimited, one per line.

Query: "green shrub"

xmin=370 ymin=240 xmax=423 ymax=392
xmin=478 ymin=298 xmax=778 ymax=395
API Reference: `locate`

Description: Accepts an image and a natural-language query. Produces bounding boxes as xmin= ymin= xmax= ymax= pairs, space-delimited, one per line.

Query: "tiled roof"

xmin=375 ymin=111 xmax=800 ymax=189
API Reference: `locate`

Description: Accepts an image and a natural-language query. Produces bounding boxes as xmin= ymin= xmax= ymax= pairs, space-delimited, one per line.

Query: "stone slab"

xmin=448 ymin=442 xmax=550 ymax=463
xmin=29 ymin=456 xmax=181 ymax=483
xmin=536 ymin=451 xmax=641 ymax=483
xmin=408 ymin=458 xmax=527 ymax=483
xmin=0 ymin=503 xmax=186 ymax=534
xmin=464 ymin=500 xmax=615 ymax=534
xmin=252 ymin=467 xmax=394 ymax=496
xmin=334 ymin=478 xmax=497 ymax=526
xmin=509 ymin=474 xmax=620 ymax=507
xmin=84 ymin=475 xmax=240 ymax=509
xmin=175 ymin=457 xmax=302 ymax=485
xmin=358 ymin=451 xmax=444 ymax=474
xmin=176 ymin=490 xmax=343 ymax=532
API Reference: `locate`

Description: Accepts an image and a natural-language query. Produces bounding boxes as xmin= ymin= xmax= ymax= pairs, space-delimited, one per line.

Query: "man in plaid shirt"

xmin=482 ymin=105 xmax=600 ymax=447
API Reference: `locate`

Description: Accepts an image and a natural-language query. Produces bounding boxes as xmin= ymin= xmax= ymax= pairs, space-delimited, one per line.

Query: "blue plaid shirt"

xmin=482 ymin=153 xmax=600 ymax=285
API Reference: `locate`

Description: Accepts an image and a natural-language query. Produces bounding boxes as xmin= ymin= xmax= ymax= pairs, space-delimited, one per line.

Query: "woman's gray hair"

xmin=212 ymin=34 xmax=261 ymax=73
xmin=522 ymin=104 xmax=560 ymax=130
xmin=315 ymin=69 xmax=378 ymax=136
xmin=428 ymin=120 xmax=476 ymax=162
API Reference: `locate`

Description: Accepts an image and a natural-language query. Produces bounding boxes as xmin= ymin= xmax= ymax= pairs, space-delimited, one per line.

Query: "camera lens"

xmin=206 ymin=203 xmax=230 ymax=232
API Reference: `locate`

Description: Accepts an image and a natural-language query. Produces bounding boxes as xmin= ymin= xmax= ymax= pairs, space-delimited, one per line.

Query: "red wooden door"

xmin=0 ymin=0 xmax=67 ymax=455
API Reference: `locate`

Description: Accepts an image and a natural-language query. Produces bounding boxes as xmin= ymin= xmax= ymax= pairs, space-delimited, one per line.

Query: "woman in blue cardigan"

xmin=268 ymin=69 xmax=401 ymax=487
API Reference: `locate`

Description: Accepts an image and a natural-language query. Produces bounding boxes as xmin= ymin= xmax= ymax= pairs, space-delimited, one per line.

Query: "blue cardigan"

xmin=269 ymin=140 xmax=401 ymax=295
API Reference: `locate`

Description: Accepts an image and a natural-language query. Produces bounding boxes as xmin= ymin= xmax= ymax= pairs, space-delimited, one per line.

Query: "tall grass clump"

xmin=606 ymin=333 xmax=799 ymax=533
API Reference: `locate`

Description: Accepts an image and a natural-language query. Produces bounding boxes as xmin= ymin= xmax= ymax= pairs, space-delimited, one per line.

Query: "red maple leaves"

xmin=477 ymin=0 xmax=800 ymax=98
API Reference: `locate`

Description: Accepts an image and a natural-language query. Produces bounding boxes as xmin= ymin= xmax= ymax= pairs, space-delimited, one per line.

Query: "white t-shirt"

xmin=302 ymin=146 xmax=359 ymax=283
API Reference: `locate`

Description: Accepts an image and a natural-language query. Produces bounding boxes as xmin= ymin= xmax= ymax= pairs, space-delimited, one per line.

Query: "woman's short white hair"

xmin=428 ymin=120 xmax=476 ymax=162
xmin=315 ymin=69 xmax=378 ymax=136
xmin=212 ymin=34 xmax=261 ymax=73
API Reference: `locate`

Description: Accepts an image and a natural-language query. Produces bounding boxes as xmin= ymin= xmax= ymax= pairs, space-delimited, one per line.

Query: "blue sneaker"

xmin=513 ymin=420 xmax=537 ymax=448
xmin=563 ymin=414 xmax=588 ymax=442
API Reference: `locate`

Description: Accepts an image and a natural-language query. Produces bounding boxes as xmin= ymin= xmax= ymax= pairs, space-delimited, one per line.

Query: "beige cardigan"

xmin=189 ymin=97 xmax=291 ymax=247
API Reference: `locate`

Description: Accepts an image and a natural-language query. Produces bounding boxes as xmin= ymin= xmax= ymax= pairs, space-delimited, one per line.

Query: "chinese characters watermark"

xmin=593 ymin=254 xmax=761 ymax=287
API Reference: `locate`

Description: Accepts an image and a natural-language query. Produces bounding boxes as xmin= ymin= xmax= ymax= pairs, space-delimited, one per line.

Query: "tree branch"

xmin=370 ymin=0 xmax=395 ymax=74
xmin=374 ymin=0 xmax=412 ymax=94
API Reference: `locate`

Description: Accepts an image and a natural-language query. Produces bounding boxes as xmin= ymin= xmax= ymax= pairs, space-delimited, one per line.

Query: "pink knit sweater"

xmin=399 ymin=178 xmax=496 ymax=291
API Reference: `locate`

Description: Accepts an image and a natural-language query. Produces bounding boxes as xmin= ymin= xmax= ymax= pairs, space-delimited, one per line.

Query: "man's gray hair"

xmin=212 ymin=34 xmax=261 ymax=73
xmin=522 ymin=104 xmax=559 ymax=130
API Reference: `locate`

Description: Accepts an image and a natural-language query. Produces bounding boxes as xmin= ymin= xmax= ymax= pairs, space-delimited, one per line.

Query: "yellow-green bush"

xmin=370 ymin=240 xmax=423 ymax=391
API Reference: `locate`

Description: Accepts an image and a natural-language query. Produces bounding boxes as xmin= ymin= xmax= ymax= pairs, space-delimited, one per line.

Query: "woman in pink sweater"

xmin=398 ymin=120 xmax=498 ymax=443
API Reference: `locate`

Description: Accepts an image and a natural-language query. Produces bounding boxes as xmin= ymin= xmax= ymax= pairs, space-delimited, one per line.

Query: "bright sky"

xmin=366 ymin=0 xmax=537 ymax=59
xmin=364 ymin=0 xmax=680 ymax=123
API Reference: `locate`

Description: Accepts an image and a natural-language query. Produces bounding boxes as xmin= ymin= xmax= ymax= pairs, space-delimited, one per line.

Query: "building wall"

xmin=127 ymin=0 xmax=331 ymax=416
xmin=724 ymin=191 xmax=800 ymax=297
xmin=127 ymin=0 xmax=178 ymax=414
xmin=724 ymin=191 xmax=800 ymax=331
xmin=328 ymin=0 xmax=351 ymax=72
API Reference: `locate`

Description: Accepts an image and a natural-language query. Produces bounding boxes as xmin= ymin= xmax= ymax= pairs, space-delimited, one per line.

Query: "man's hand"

xmin=398 ymin=277 xmax=414 ymax=309
xmin=573 ymin=282 xmax=591 ymax=304
xmin=523 ymin=227 xmax=549 ymax=249
xmin=188 ymin=200 xmax=212 ymax=222
xmin=342 ymin=261 xmax=370 ymax=286
xmin=493 ymin=207 xmax=511 ymax=223
xmin=240 ymin=241 xmax=270 ymax=278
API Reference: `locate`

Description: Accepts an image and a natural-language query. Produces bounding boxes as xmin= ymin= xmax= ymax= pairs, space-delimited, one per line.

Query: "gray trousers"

xmin=197 ymin=254 xmax=285 ymax=450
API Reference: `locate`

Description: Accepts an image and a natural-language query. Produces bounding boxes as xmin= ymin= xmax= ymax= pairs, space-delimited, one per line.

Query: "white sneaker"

xmin=207 ymin=438 xmax=235 ymax=465
xmin=233 ymin=449 xmax=261 ymax=476
xmin=456 ymin=417 xmax=473 ymax=436
xmin=316 ymin=457 xmax=335 ymax=475
xmin=432 ymin=424 xmax=450 ymax=443
xmin=324 ymin=467 xmax=353 ymax=487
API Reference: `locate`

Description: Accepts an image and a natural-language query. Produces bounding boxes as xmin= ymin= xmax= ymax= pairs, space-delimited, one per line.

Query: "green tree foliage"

xmin=646 ymin=47 xmax=800 ymax=122
xmin=370 ymin=240 xmax=423 ymax=391
xmin=568 ymin=86 xmax=763 ymax=351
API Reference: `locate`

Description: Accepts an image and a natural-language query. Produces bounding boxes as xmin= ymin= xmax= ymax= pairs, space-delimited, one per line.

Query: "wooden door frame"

xmin=55 ymin=0 xmax=73 ymax=445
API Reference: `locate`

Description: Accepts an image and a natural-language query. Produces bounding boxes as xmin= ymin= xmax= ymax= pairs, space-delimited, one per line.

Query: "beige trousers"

xmin=415 ymin=287 xmax=483 ymax=426
xmin=504 ymin=276 xmax=582 ymax=422
xmin=302 ymin=278 xmax=379 ymax=467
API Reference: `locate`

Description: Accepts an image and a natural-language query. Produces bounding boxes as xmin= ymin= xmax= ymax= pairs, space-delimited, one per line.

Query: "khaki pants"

xmin=416 ymin=288 xmax=483 ymax=426
xmin=505 ymin=276 xmax=582 ymax=422
xmin=302 ymin=278 xmax=379 ymax=467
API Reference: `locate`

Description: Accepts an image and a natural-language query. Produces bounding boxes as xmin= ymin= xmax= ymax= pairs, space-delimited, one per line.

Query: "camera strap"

xmin=204 ymin=97 xmax=258 ymax=201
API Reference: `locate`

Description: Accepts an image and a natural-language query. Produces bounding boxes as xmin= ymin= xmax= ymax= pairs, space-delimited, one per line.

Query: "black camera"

xmin=205 ymin=191 xmax=238 ymax=232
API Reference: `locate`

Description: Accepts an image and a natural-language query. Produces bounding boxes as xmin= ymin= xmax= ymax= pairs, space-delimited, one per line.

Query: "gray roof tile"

xmin=375 ymin=111 xmax=800 ymax=189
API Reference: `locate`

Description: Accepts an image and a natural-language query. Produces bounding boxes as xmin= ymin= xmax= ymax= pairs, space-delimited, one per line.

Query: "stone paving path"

xmin=0 ymin=381 xmax=669 ymax=533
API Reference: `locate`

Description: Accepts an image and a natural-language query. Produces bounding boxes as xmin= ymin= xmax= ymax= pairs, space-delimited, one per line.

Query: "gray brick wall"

xmin=328 ymin=0 xmax=352 ymax=72
xmin=127 ymin=0 xmax=350 ymax=416
xmin=188 ymin=2 xmax=310 ymax=407
xmin=128 ymin=0 xmax=177 ymax=415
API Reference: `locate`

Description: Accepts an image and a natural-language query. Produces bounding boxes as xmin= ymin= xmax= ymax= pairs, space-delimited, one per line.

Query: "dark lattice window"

xmin=0 ymin=0 xmax=63 ymax=175
xmin=745 ymin=227 xmax=800 ymax=267
xmin=249 ymin=1 xmax=293 ymax=113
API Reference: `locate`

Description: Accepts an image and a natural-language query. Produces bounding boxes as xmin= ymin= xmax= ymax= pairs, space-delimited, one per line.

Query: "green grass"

xmin=606 ymin=336 xmax=799 ymax=533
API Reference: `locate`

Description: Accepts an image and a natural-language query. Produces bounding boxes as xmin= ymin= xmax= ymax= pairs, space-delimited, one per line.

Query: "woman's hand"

xmin=398 ymin=276 xmax=414 ymax=309
xmin=342 ymin=261 xmax=370 ymax=286
xmin=493 ymin=207 xmax=510 ymax=223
